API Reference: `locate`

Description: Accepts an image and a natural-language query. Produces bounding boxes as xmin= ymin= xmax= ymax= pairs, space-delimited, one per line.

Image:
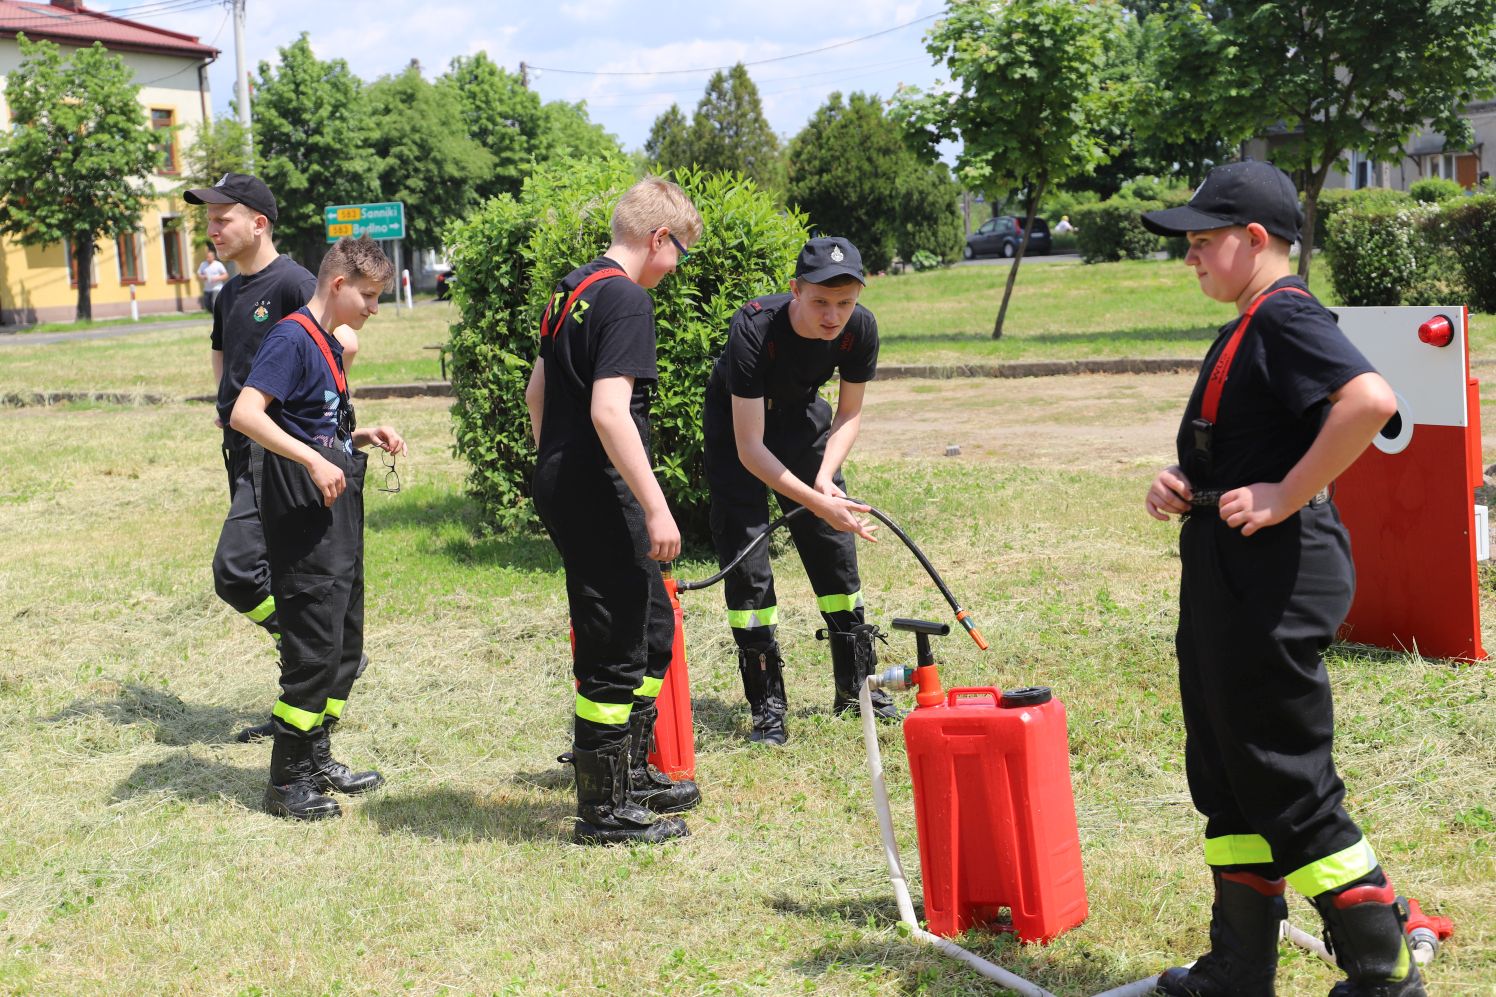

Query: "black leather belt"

xmin=1189 ymin=487 xmax=1331 ymax=509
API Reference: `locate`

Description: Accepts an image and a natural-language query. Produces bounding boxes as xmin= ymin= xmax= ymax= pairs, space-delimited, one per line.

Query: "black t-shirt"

xmin=243 ymin=308 xmax=352 ymax=454
xmin=536 ymin=257 xmax=657 ymax=468
xmin=707 ymin=293 xmax=879 ymax=414
xmin=1176 ymin=276 xmax=1376 ymax=490
xmin=212 ymin=254 xmax=318 ymax=428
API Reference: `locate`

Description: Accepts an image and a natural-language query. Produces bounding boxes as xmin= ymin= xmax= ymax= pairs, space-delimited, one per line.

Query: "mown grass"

xmin=4 ymin=259 xmax=1492 ymax=397
xmin=0 ymin=368 xmax=1492 ymax=994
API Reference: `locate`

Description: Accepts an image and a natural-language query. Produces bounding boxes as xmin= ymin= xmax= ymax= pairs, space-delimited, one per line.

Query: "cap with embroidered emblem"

xmin=184 ymin=172 xmax=279 ymax=223
xmin=1140 ymin=160 xmax=1302 ymax=244
xmin=795 ymin=237 xmax=865 ymax=285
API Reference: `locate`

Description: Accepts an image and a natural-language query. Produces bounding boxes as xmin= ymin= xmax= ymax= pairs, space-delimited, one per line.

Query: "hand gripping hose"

xmin=676 ymin=498 xmax=989 ymax=651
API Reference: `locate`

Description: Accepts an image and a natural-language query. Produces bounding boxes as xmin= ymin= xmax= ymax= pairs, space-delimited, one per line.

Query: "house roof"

xmin=0 ymin=1 xmax=217 ymax=60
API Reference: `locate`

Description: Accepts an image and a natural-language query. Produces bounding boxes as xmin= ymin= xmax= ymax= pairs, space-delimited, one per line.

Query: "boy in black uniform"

xmin=185 ymin=173 xmax=361 ymax=743
xmin=703 ymin=237 xmax=892 ymax=747
xmin=524 ymin=177 xmax=703 ymax=845
xmin=229 ymin=236 xmax=402 ymax=821
xmin=1140 ymin=162 xmax=1424 ymax=996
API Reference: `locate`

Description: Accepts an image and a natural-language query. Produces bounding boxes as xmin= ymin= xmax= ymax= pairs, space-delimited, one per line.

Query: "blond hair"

xmin=318 ymin=235 xmax=395 ymax=289
xmin=611 ymin=176 xmax=703 ymax=245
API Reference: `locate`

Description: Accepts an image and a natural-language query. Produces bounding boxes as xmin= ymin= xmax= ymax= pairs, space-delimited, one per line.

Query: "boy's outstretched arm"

xmin=591 ymin=375 xmax=679 ymax=562
xmin=229 ymin=387 xmax=346 ymax=508
xmin=1219 ymin=372 xmax=1398 ymax=536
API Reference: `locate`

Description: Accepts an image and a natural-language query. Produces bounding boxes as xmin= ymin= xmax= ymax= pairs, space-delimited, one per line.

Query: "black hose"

xmin=675 ymin=498 xmax=988 ymax=650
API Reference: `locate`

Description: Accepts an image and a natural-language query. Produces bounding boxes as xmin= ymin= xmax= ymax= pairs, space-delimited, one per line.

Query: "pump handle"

xmin=893 ymin=618 xmax=950 ymax=636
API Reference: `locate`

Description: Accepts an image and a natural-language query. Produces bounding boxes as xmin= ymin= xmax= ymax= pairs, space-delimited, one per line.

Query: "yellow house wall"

xmin=0 ymin=42 xmax=214 ymax=325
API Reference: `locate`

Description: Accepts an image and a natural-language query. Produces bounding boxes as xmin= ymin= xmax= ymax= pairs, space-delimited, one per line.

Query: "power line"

xmin=580 ymin=55 xmax=929 ymax=105
xmin=0 ymin=0 xmax=220 ymax=29
xmin=527 ymin=12 xmax=939 ymax=78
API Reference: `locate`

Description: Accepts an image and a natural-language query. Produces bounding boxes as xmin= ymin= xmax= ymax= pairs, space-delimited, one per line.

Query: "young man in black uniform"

xmin=524 ymin=177 xmax=703 ymax=845
xmin=186 ymin=173 xmax=360 ymax=743
xmin=230 ymin=236 xmax=402 ymax=820
xmin=703 ymin=237 xmax=891 ymax=747
xmin=1140 ymin=161 xmax=1424 ymax=997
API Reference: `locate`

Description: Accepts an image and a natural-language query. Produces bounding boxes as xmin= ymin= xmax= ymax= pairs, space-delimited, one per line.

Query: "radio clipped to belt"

xmin=1186 ymin=286 xmax=1311 ymax=501
xmin=284 ymin=312 xmax=356 ymax=441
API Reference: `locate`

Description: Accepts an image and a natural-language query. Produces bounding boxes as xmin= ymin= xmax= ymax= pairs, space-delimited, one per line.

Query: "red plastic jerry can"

xmin=648 ymin=577 xmax=696 ymax=781
xmin=904 ymin=686 xmax=1087 ymax=943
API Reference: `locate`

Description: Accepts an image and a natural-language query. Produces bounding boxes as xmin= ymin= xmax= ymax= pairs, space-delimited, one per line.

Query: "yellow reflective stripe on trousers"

xmin=727 ymin=605 xmax=778 ymax=629
xmin=816 ymin=590 xmax=863 ymax=614
xmin=1203 ymin=834 xmax=1274 ymax=867
xmin=323 ymin=698 xmax=346 ymax=720
xmin=272 ymin=699 xmax=323 ymax=732
xmin=245 ymin=595 xmax=276 ymax=624
xmin=634 ymin=676 xmax=663 ymax=699
xmin=575 ymin=693 xmax=632 ymax=725
xmin=1286 ymin=837 xmax=1378 ymax=897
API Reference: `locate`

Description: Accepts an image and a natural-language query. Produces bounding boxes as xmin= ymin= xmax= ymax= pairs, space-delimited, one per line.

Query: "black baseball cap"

xmin=795 ymin=237 xmax=865 ymax=285
xmin=1140 ymin=160 xmax=1302 ymax=244
xmin=184 ymin=172 xmax=279 ymax=223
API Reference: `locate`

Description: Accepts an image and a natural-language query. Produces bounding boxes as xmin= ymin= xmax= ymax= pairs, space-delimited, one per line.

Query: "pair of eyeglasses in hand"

xmin=379 ymin=450 xmax=401 ymax=494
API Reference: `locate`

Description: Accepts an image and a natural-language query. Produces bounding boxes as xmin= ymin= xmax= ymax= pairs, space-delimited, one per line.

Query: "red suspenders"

xmin=283 ymin=311 xmax=347 ymax=397
xmin=539 ymin=267 xmax=629 ymax=339
xmin=1199 ymin=286 xmax=1311 ymax=424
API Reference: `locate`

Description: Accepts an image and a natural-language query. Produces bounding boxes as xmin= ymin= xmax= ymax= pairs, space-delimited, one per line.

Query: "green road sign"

xmin=325 ymin=201 xmax=405 ymax=242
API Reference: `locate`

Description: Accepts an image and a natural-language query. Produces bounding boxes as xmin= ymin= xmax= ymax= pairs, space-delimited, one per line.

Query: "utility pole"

xmin=233 ymin=0 xmax=253 ymax=167
xmin=519 ymin=61 xmax=528 ymax=88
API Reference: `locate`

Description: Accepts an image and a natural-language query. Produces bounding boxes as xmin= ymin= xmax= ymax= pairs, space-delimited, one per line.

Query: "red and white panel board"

xmin=1334 ymin=305 xmax=1486 ymax=661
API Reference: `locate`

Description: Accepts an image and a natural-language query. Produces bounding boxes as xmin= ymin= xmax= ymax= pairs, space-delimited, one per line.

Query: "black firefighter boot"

xmin=237 ymin=652 xmax=368 ymax=743
xmin=627 ymin=703 xmax=700 ymax=813
xmin=264 ymin=725 xmax=341 ymax=820
xmin=310 ymin=718 xmax=385 ymax=795
xmin=1312 ymin=872 xmax=1426 ymax=997
xmin=572 ymin=737 xmax=689 ymax=846
xmin=737 ymin=643 xmax=788 ymax=745
xmin=829 ymin=624 xmax=902 ymax=721
xmin=1156 ymin=870 xmax=1286 ymax=996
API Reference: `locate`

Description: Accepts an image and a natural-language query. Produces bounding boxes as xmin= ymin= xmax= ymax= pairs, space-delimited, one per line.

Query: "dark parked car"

xmin=963 ymin=215 xmax=1050 ymax=259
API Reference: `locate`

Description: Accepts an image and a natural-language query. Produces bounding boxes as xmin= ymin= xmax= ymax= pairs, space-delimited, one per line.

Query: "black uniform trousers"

xmin=703 ymin=392 xmax=864 ymax=648
xmin=260 ymin=444 xmax=366 ymax=737
xmin=533 ymin=458 xmax=673 ymax=753
xmin=1176 ymin=501 xmax=1372 ymax=893
xmin=214 ymin=433 xmax=277 ymax=633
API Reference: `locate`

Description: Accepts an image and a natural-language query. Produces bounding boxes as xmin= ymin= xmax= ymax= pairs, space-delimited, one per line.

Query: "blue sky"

xmin=106 ymin=0 xmax=952 ymax=155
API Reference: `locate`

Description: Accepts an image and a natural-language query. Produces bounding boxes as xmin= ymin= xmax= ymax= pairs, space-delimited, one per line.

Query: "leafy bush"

xmin=446 ymin=158 xmax=808 ymax=536
xmin=1324 ymin=201 xmax=1439 ymax=307
xmin=909 ymin=249 xmax=942 ymax=271
xmin=1043 ymin=188 xmax=1099 ymax=227
xmin=1072 ymin=198 xmax=1162 ymax=263
xmin=1409 ymin=177 xmax=1465 ymax=204
xmin=1444 ymin=194 xmax=1496 ymax=313
xmin=1311 ymin=187 xmax=1410 ymax=247
xmin=1049 ymin=231 xmax=1079 ymax=255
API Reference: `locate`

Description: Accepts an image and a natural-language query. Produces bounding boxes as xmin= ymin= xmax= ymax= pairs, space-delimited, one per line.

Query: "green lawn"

xmin=0 ymin=361 xmax=1491 ymax=993
xmin=5 ymin=259 xmax=1492 ymax=397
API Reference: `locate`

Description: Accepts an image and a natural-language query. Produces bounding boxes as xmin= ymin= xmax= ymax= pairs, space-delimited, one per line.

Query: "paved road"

xmin=957 ymin=251 xmax=1081 ymax=266
xmin=0 ymin=297 xmax=443 ymax=346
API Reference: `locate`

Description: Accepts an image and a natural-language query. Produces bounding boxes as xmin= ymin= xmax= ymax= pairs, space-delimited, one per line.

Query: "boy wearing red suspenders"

xmin=524 ymin=177 xmax=702 ymax=845
xmin=1141 ymin=162 xmax=1424 ymax=996
xmin=230 ymin=236 xmax=405 ymax=821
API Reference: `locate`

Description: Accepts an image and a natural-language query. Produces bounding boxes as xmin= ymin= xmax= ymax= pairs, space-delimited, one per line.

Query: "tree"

xmin=251 ymin=34 xmax=380 ymax=267
xmin=686 ymin=64 xmax=785 ymax=191
xmin=439 ymin=53 xmax=549 ymax=201
xmin=367 ymin=65 xmax=494 ymax=252
xmin=0 ymin=35 xmax=161 ymax=321
xmin=786 ymin=91 xmax=961 ymax=272
xmin=895 ymin=0 xmax=1123 ymax=338
xmin=644 ymin=103 xmax=692 ymax=170
xmin=1144 ymin=0 xmax=1496 ymax=279
xmin=540 ymin=99 xmax=621 ymax=161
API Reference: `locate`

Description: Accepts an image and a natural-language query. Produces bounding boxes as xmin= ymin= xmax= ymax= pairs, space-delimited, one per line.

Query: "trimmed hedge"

xmin=1444 ymin=195 xmax=1496 ymax=313
xmin=446 ymin=158 xmax=808 ymax=535
xmin=1072 ymin=198 xmax=1162 ymax=263
xmin=1409 ymin=177 xmax=1465 ymax=204
xmin=1310 ymin=187 xmax=1410 ymax=247
xmin=1324 ymin=202 xmax=1436 ymax=307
